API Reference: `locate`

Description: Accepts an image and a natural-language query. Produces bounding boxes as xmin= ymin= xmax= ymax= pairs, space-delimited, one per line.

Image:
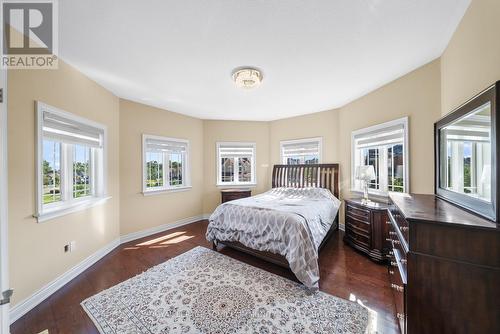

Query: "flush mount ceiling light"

xmin=232 ymin=68 xmax=262 ymax=89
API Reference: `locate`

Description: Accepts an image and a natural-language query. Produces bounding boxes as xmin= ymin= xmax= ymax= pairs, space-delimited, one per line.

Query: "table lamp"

xmin=355 ymin=165 xmax=376 ymax=204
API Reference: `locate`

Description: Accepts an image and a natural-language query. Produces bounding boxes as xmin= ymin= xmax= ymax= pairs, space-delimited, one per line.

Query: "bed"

xmin=206 ymin=164 xmax=340 ymax=289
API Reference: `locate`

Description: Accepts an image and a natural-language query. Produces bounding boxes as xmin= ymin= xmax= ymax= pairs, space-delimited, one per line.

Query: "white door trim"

xmin=0 ymin=66 xmax=10 ymax=333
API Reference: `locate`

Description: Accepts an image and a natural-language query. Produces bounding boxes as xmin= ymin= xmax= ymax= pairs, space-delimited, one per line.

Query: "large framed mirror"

xmin=435 ymin=81 xmax=498 ymax=222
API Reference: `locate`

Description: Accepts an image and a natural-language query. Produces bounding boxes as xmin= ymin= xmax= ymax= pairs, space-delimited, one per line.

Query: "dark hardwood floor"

xmin=11 ymin=220 xmax=399 ymax=334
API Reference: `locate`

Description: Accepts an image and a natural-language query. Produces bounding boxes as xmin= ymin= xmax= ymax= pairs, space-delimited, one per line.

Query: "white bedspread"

xmin=206 ymin=187 xmax=341 ymax=288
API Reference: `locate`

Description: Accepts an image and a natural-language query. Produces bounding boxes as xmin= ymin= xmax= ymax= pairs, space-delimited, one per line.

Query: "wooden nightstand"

xmin=343 ymin=198 xmax=389 ymax=262
xmin=220 ymin=188 xmax=251 ymax=203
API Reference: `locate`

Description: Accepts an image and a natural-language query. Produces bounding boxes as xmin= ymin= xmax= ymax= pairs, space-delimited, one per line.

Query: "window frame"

xmin=142 ymin=134 xmax=191 ymax=195
xmin=351 ymin=117 xmax=409 ymax=197
xmin=280 ymin=137 xmax=323 ymax=165
xmin=35 ymin=102 xmax=109 ymax=223
xmin=216 ymin=141 xmax=257 ymax=187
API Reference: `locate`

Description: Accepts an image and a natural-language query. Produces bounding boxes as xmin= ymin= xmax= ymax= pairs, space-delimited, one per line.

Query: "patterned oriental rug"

xmin=81 ymin=247 xmax=373 ymax=333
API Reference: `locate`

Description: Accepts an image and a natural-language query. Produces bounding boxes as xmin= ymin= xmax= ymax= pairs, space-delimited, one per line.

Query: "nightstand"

xmin=343 ymin=198 xmax=390 ymax=262
xmin=220 ymin=188 xmax=251 ymax=203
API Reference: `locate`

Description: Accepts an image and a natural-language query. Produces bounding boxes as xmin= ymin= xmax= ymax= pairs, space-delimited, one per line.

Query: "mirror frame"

xmin=435 ymin=81 xmax=499 ymax=223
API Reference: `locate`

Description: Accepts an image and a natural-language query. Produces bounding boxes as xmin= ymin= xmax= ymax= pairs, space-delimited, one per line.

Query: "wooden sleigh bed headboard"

xmin=271 ymin=163 xmax=340 ymax=199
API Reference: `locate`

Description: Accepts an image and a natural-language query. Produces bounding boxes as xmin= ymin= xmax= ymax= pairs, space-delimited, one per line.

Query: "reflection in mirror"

xmin=439 ymin=102 xmax=491 ymax=202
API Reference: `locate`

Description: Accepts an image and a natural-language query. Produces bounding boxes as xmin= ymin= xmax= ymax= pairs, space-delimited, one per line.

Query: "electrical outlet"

xmin=64 ymin=241 xmax=76 ymax=253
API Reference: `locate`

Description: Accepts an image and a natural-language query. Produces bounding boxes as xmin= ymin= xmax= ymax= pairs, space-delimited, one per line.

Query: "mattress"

xmin=206 ymin=187 xmax=341 ymax=288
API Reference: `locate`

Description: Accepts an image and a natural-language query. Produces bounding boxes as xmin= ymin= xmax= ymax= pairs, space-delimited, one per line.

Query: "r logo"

xmin=3 ymin=1 xmax=53 ymax=55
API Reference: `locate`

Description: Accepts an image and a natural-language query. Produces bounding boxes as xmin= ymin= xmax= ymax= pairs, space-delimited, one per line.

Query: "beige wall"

xmin=441 ymin=0 xmax=500 ymax=116
xmin=8 ymin=60 xmax=120 ymax=305
xmin=269 ymin=109 xmax=340 ymax=166
xmin=119 ymin=100 xmax=204 ymax=235
xmin=339 ymin=60 xmax=442 ymax=199
xmin=202 ymin=121 xmax=270 ymax=213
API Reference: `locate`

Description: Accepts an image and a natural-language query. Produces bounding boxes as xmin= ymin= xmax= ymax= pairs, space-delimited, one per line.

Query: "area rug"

xmin=81 ymin=247 xmax=373 ymax=333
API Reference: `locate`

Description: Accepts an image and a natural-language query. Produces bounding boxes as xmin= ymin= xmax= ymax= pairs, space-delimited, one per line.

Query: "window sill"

xmin=35 ymin=196 xmax=112 ymax=223
xmin=216 ymin=183 xmax=257 ymax=189
xmin=142 ymin=186 xmax=192 ymax=196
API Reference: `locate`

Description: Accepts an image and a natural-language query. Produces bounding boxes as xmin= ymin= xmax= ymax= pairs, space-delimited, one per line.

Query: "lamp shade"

xmin=355 ymin=165 xmax=376 ymax=181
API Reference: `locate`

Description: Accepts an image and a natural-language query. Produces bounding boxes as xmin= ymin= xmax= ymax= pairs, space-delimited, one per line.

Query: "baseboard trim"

xmin=120 ymin=214 xmax=207 ymax=244
xmin=10 ymin=214 xmax=210 ymax=324
xmin=10 ymin=237 xmax=121 ymax=324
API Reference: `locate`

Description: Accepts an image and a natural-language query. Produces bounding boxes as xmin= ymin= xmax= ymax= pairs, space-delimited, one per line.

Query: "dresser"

xmin=344 ymin=198 xmax=390 ymax=262
xmin=220 ymin=188 xmax=251 ymax=203
xmin=387 ymin=193 xmax=500 ymax=334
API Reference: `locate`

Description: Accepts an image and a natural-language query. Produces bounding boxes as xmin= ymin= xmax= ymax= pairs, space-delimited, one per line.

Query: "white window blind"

xmin=218 ymin=144 xmax=255 ymax=158
xmin=353 ymin=123 xmax=405 ymax=149
xmin=43 ymin=111 xmax=104 ymax=148
xmin=145 ymin=137 xmax=188 ymax=153
xmin=282 ymin=140 xmax=320 ymax=158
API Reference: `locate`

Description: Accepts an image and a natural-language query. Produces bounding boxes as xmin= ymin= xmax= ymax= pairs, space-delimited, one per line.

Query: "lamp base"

xmin=361 ymin=198 xmax=372 ymax=205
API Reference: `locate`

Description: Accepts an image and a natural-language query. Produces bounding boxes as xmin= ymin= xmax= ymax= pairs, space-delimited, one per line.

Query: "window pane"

xmin=169 ymin=152 xmax=183 ymax=186
xmin=284 ymin=154 xmax=319 ymax=165
xmin=221 ymin=157 xmax=234 ymax=182
xmin=238 ymin=157 xmax=251 ymax=182
xmin=42 ymin=140 xmax=61 ymax=204
xmin=363 ymin=148 xmax=380 ymax=189
xmin=73 ymin=144 xmax=92 ymax=198
xmin=304 ymin=155 xmax=319 ymax=164
xmin=463 ymin=142 xmax=472 ymax=193
xmin=146 ymin=151 xmax=164 ymax=188
xmin=388 ymin=144 xmax=404 ymax=192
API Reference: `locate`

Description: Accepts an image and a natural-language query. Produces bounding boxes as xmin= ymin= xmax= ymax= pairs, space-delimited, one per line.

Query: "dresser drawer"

xmin=345 ymin=227 xmax=371 ymax=248
xmin=345 ymin=215 xmax=370 ymax=234
xmin=388 ymin=203 xmax=409 ymax=242
xmin=346 ymin=204 xmax=370 ymax=220
xmin=388 ymin=254 xmax=406 ymax=334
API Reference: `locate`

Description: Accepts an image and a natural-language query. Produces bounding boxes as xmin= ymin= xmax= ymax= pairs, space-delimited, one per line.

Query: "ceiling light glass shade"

xmin=232 ymin=68 xmax=262 ymax=89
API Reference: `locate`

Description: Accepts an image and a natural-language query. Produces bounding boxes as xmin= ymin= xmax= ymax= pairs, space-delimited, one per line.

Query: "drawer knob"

xmin=393 ymin=240 xmax=400 ymax=245
xmin=400 ymin=226 xmax=409 ymax=232
xmin=397 ymin=313 xmax=405 ymax=320
xmin=389 ymin=270 xmax=394 ymax=275
xmin=391 ymin=283 xmax=404 ymax=292
xmin=391 ymin=261 xmax=397 ymax=267
xmin=389 ymin=231 xmax=396 ymax=236
xmin=386 ymin=221 xmax=391 ymax=225
xmin=389 ymin=251 xmax=394 ymax=255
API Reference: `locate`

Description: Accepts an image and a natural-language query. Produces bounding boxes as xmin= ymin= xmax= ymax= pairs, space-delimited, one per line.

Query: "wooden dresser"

xmin=220 ymin=188 xmax=251 ymax=203
xmin=344 ymin=198 xmax=390 ymax=262
xmin=387 ymin=193 xmax=500 ymax=334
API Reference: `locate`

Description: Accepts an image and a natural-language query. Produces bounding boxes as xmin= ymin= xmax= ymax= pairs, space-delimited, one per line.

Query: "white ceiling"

xmin=59 ymin=0 xmax=470 ymax=121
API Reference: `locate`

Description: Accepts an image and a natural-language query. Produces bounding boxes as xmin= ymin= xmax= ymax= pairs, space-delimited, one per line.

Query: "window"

xmin=36 ymin=102 xmax=107 ymax=222
xmin=352 ymin=117 xmax=409 ymax=195
xmin=280 ymin=137 xmax=322 ymax=164
xmin=142 ymin=135 xmax=190 ymax=194
xmin=217 ymin=142 xmax=256 ymax=186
